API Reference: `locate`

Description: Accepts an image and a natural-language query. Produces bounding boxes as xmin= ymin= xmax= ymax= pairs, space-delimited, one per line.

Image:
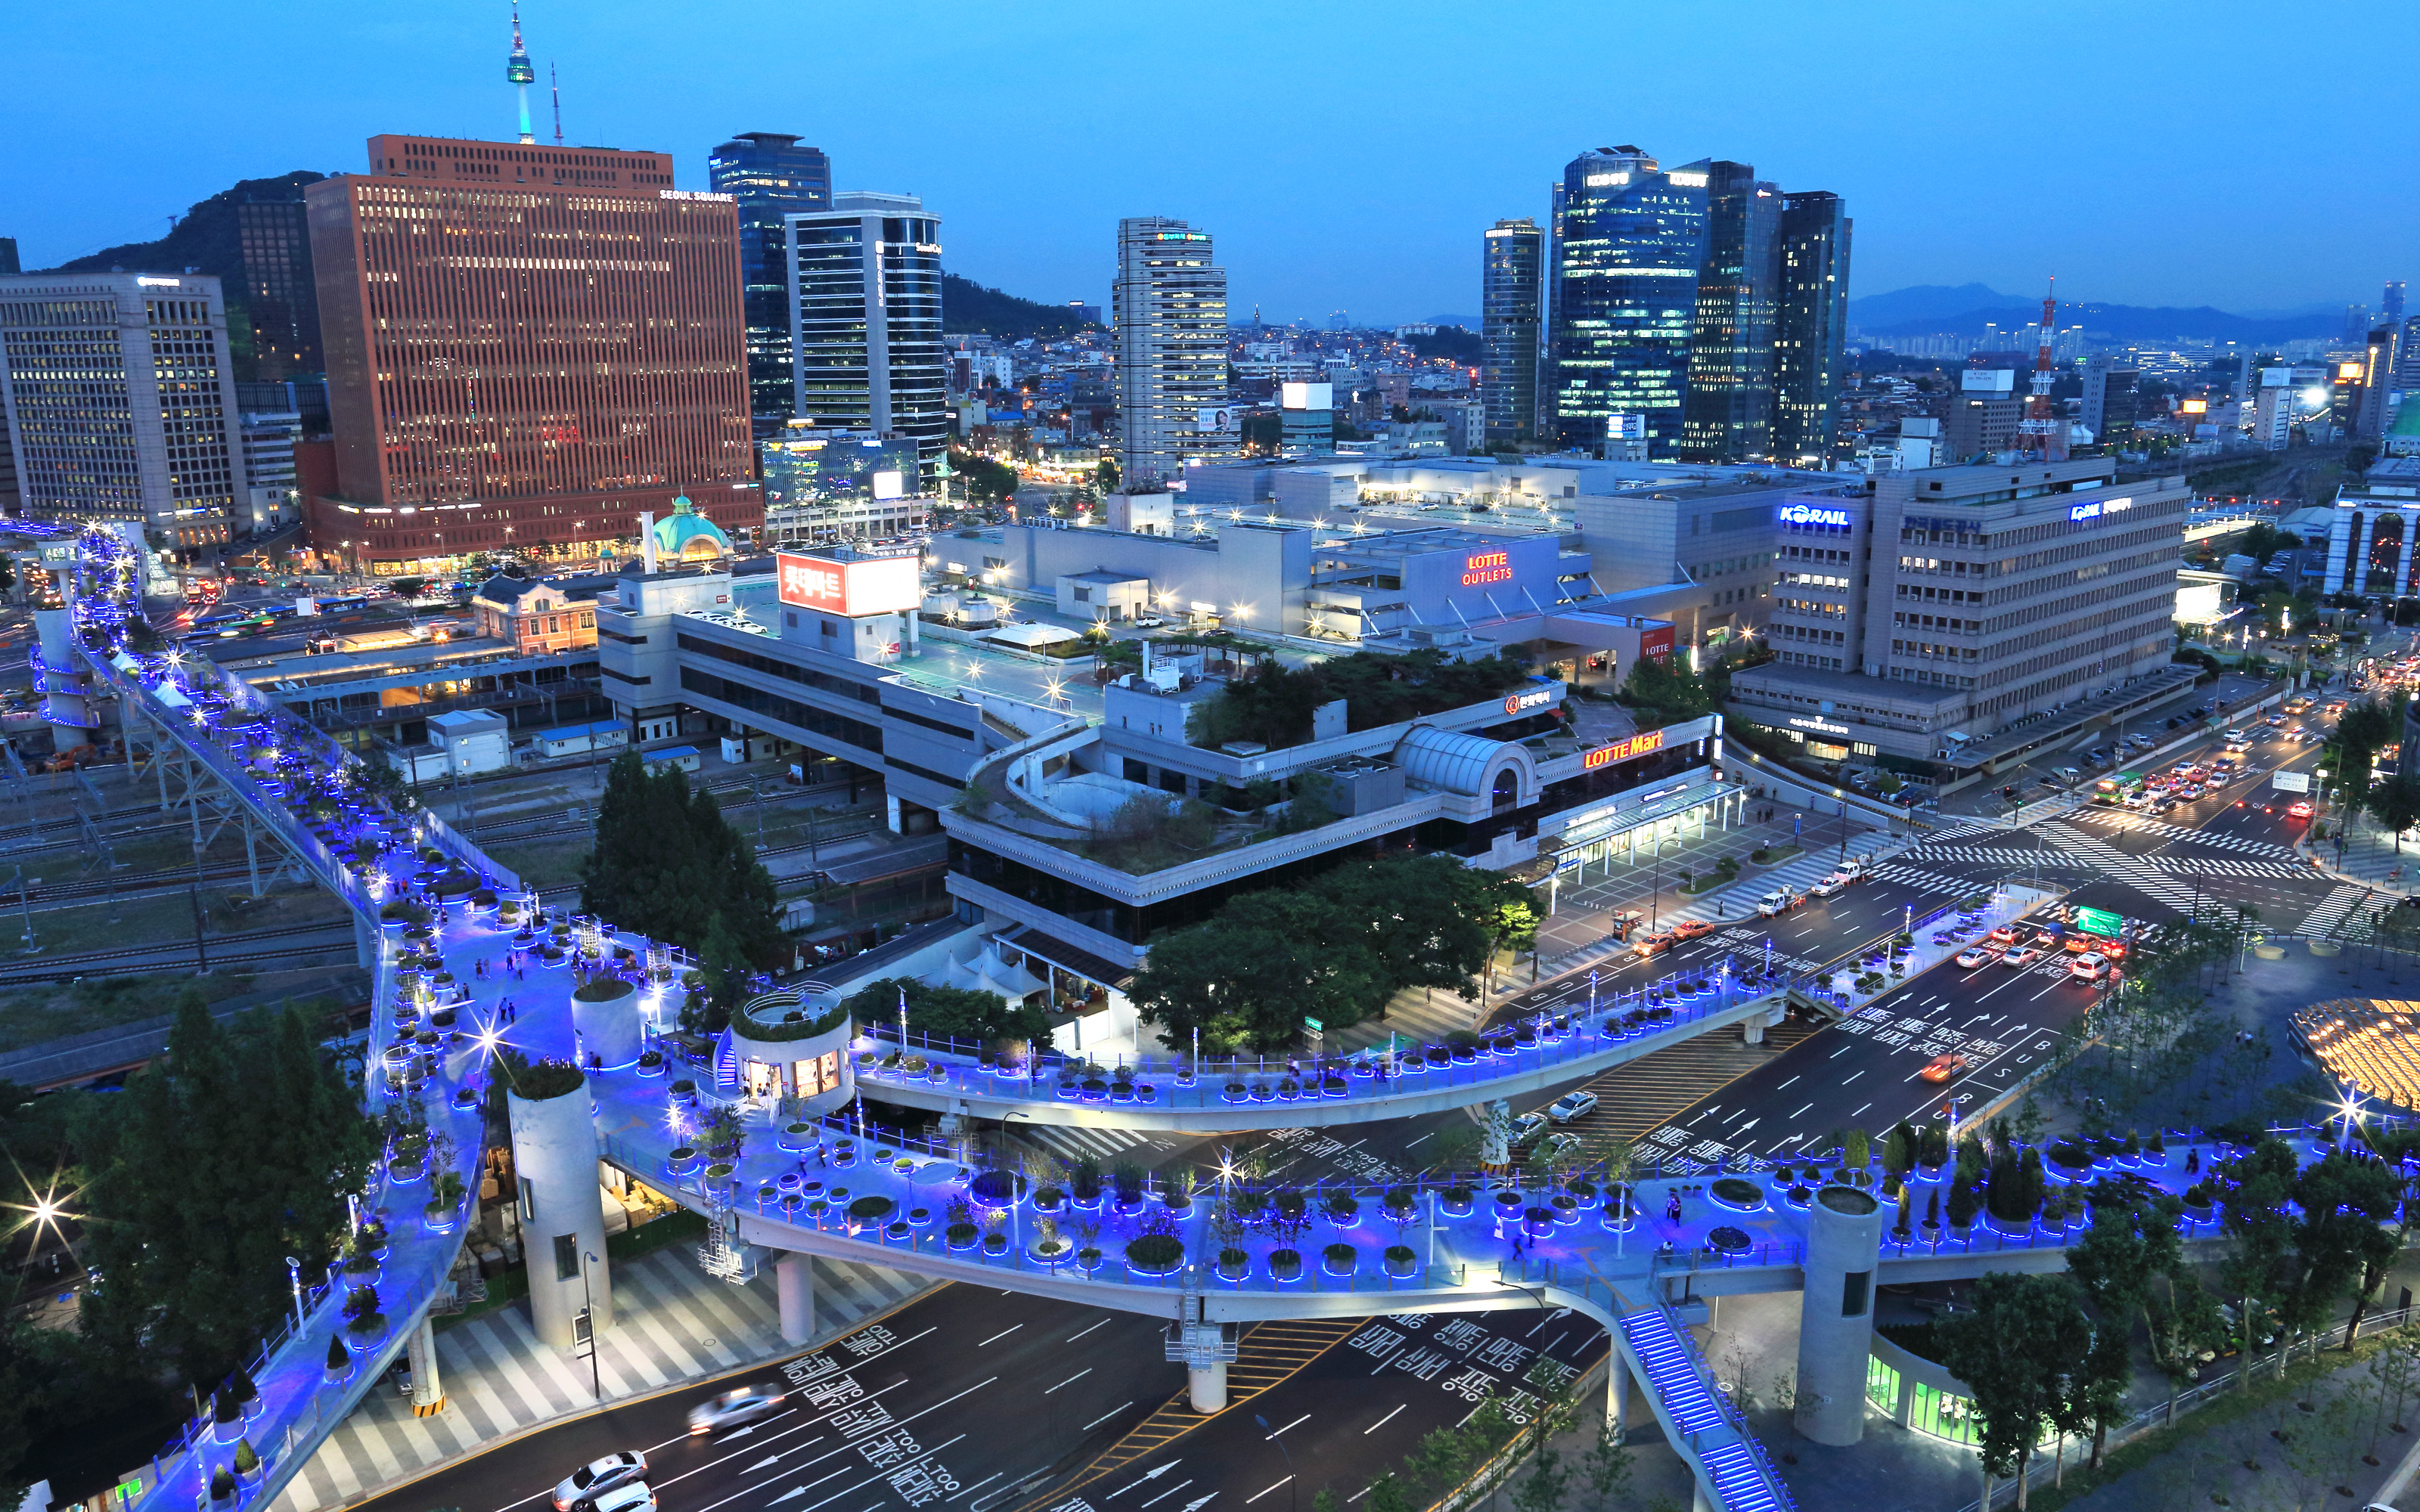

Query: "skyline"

xmin=4 ymin=1 xmax=2415 ymax=325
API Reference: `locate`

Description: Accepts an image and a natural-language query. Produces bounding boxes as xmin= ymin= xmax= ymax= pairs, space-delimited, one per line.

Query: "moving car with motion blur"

xmin=688 ymin=1384 xmax=784 ymax=1436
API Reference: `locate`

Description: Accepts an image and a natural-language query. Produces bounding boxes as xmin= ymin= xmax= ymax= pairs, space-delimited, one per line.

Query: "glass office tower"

xmin=1679 ymin=162 xmax=1779 ymax=463
xmin=709 ymin=132 xmax=833 ymax=442
xmin=1547 ymin=147 xmax=1710 ymax=457
xmin=1772 ymin=191 xmax=1853 ymax=466
xmin=1481 ymin=218 xmax=1544 ymax=448
xmin=789 ymin=193 xmax=947 ymax=482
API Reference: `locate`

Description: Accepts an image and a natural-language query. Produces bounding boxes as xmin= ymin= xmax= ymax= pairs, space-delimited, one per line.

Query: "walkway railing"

xmin=852 ymin=964 xmax=1787 ymax=1112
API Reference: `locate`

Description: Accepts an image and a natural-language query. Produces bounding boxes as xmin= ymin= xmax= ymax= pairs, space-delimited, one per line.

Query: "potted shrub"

xmin=1946 ymin=1176 xmax=1978 ymax=1238
xmin=2182 ymin=1182 xmax=2215 ymax=1223
xmin=1920 ymin=1187 xmax=1942 ymax=1242
xmin=212 ymin=1386 xmax=244 ymax=1444
xmin=1710 ymin=1177 xmax=1764 ymax=1213
xmin=232 ymin=1439 xmax=261 ymax=1487
xmin=1269 ymin=1247 xmax=1304 ymax=1281
xmin=638 ymin=1049 xmax=666 ymax=1077
xmin=343 ymin=1283 xmax=385 ymax=1337
xmin=324 ymin=1333 xmax=351 ymax=1383
xmin=209 ymin=1465 xmax=236 ymax=1510
xmin=1125 ymin=1232 xmax=1185 ymax=1276
xmin=1217 ymin=1247 xmax=1249 ymax=1281
xmin=1321 ymin=1242 xmax=1357 ymax=1276
xmin=667 ymin=1145 xmax=699 ymax=1176
xmin=1441 ymin=1185 xmax=1474 ymax=1217
xmin=1383 ymin=1244 xmax=1418 ymax=1278
xmin=847 ymin=1195 xmax=895 ymax=1234
xmin=424 ymin=1170 xmax=466 ymax=1231
xmin=970 ymin=1169 xmax=1024 ymax=1207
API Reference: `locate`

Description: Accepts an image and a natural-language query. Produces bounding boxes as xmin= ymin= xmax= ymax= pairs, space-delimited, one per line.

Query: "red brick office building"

xmin=304 ymin=134 xmax=762 ymax=575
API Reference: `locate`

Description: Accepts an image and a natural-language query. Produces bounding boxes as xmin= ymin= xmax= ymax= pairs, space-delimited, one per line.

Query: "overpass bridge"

xmin=42 ymin=522 xmax=2387 ymax=1512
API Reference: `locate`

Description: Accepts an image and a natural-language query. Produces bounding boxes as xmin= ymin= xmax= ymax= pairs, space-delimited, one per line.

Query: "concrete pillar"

xmin=1607 ymin=1348 xmax=1630 ymax=1438
xmin=34 ymin=608 xmax=88 ymax=752
xmin=508 ymin=1074 xmax=611 ymax=1349
xmin=406 ymin=1314 xmax=444 ymax=1415
xmin=777 ymin=1252 xmax=817 ymax=1346
xmin=886 ymin=793 xmax=904 ymax=835
xmin=1795 ymin=1183 xmax=1885 ymax=1445
xmin=1742 ymin=1016 xmax=1765 ymax=1046
xmin=1187 ymin=1361 xmax=1227 ymax=1413
xmin=1691 ymin=1476 xmax=1714 ymax=1512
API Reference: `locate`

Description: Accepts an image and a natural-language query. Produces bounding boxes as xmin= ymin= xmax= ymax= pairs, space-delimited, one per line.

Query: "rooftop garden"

xmin=1183 ymin=648 xmax=1534 ymax=749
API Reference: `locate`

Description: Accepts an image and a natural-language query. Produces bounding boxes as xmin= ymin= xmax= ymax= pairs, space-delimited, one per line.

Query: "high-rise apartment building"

xmin=0 ymin=271 xmax=245 ymax=547
xmin=2079 ymin=354 xmax=2140 ymax=445
xmin=2386 ymin=281 xmax=2408 ymax=324
xmin=1770 ymin=191 xmax=1851 ymax=466
xmin=1481 ymin=218 xmax=1544 ymax=448
xmin=2355 ymin=327 xmax=2400 ymax=443
xmin=709 ymin=132 xmax=832 ymax=441
xmin=0 ymin=240 xmax=18 ymax=277
xmin=303 ymin=133 xmax=755 ymax=574
xmin=234 ymin=191 xmax=321 ymax=381
xmin=1112 ymin=217 xmax=1233 ymax=488
xmin=2346 ymin=304 xmax=2373 ymax=348
xmin=239 ymin=410 xmax=302 ymax=533
xmin=1679 ymin=163 xmax=1779 ymax=463
xmin=787 ymin=191 xmax=946 ymax=482
xmin=1547 ymin=147 xmax=1709 ymax=457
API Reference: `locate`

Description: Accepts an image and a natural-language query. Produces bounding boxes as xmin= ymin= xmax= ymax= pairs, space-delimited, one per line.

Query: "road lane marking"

xmin=1140 ymin=1483 xmax=1197 ymax=1509
xmin=1064 ymin=1318 xmax=1112 ymax=1343
xmin=1046 ymin=1368 xmax=1093 ymax=1394
xmin=1083 ymin=1401 xmax=1135 ymax=1431
xmin=1264 ymin=1414 xmax=1310 ymax=1439
xmin=1247 ymin=1480 xmax=1294 ymax=1505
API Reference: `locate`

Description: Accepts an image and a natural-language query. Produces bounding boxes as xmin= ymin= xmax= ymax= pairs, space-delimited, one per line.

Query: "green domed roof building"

xmin=649 ymin=496 xmax=734 ymax=565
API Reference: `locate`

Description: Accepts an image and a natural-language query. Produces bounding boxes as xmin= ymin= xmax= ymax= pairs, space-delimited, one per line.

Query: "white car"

xmin=571 ymin=1486 xmax=654 ymax=1512
xmin=1547 ymin=1090 xmax=1599 ymax=1123
xmin=1134 ymin=615 xmax=1165 ymax=628
xmin=555 ymin=1457 xmax=649 ymax=1512
xmin=1837 ymin=856 xmax=1869 ymax=878
xmin=1809 ymin=874 xmax=1847 ymax=897
xmin=688 ymin=1383 xmax=785 ymax=1435
xmin=1756 ymin=890 xmax=1794 ymax=917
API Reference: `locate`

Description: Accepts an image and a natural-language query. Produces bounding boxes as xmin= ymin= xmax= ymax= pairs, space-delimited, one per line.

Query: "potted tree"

xmin=324 ymin=1333 xmax=351 ymax=1384
xmin=343 ymin=1283 xmax=385 ymax=1339
xmin=209 ymin=1465 xmax=236 ymax=1510
xmin=1919 ymin=1186 xmax=1942 ymax=1244
xmin=232 ymin=1439 xmax=261 ymax=1488
xmin=1321 ymin=1241 xmax=1357 ymax=1277
xmin=1032 ymin=1216 xmax=1071 ymax=1267
xmin=1946 ymin=1173 xmax=1978 ymax=1240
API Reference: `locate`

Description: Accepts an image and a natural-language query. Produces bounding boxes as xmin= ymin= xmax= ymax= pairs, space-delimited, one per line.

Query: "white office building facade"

xmin=0 ymin=271 xmax=246 ymax=548
xmin=1112 ymin=217 xmax=1234 ymax=488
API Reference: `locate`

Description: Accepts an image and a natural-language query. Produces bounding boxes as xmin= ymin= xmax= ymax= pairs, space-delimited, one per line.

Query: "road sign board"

xmin=1302 ymin=1018 xmax=1323 ymax=1032
xmin=2076 ymin=906 xmax=2124 ymax=937
xmin=2272 ymin=770 xmax=2311 ymax=792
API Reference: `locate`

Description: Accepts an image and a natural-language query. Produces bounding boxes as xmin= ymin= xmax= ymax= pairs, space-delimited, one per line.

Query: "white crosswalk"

xmin=2037 ymin=821 xmax=2207 ymax=914
xmin=2067 ymin=808 xmax=2303 ymax=860
xmin=1865 ymin=862 xmax=1989 ymax=896
xmin=271 ymin=1247 xmax=931 ymax=1512
xmin=1015 ymin=1124 xmax=1169 ymax=1167
xmin=1901 ymin=843 xmax=2079 ymax=866
xmin=2301 ymin=883 xmax=2391 ymax=941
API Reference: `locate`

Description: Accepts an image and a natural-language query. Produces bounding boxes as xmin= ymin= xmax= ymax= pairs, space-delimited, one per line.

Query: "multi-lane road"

xmin=350 ymin=695 xmax=2372 ymax=1512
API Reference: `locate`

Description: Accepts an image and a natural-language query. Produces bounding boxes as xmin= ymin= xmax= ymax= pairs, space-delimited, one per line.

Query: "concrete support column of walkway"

xmin=508 ymin=1077 xmax=612 ymax=1349
xmin=1795 ymin=1185 xmax=1886 ymax=1445
xmin=1188 ymin=1361 xmax=1227 ymax=1413
xmin=1691 ymin=1475 xmax=1713 ymax=1512
xmin=1607 ymin=1346 xmax=1630 ymax=1437
xmin=406 ymin=1314 xmax=444 ymax=1415
xmin=777 ymin=1252 xmax=818 ymax=1345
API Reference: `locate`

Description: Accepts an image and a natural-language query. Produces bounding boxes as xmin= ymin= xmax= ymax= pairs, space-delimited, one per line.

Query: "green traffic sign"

xmin=2076 ymin=906 xmax=2124 ymax=937
xmin=1304 ymin=1018 xmax=1323 ymax=1032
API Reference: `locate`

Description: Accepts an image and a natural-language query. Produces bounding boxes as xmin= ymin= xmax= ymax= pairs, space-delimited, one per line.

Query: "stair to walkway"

xmin=1616 ymin=1306 xmax=1794 ymax=1512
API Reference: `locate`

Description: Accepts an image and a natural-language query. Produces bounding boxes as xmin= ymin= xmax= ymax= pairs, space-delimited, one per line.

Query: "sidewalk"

xmin=268 ymin=1248 xmax=934 ymax=1512
xmin=2298 ymin=804 xmax=2420 ymax=902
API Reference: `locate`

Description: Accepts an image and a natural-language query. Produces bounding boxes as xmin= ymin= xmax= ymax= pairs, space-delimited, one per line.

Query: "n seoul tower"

xmin=506 ymin=4 xmax=537 ymax=144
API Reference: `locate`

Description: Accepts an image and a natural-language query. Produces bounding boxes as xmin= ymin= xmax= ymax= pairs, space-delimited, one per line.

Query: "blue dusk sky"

xmin=3 ymin=0 xmax=2412 ymax=324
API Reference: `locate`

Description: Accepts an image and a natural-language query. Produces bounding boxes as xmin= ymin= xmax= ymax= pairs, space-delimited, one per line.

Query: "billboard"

xmin=2271 ymin=770 xmax=2311 ymax=793
xmin=1193 ymin=407 xmax=1238 ymax=433
xmin=871 ymin=470 xmax=905 ymax=501
xmin=1640 ymin=624 xmax=1677 ymax=662
xmin=1582 ymin=728 xmax=1666 ymax=771
xmin=776 ymin=553 xmax=921 ymax=618
xmin=1280 ymin=382 xmax=1334 ymax=412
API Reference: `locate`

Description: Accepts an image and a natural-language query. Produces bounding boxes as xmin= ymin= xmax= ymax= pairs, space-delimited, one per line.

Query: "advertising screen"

xmin=777 ymin=553 xmax=921 ymax=618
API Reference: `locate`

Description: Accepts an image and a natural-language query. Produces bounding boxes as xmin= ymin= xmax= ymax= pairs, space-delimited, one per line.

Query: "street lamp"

xmin=579 ymin=1250 xmax=603 ymax=1398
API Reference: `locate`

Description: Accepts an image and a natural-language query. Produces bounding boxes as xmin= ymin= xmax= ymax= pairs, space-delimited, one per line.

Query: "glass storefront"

xmin=1907 ymin=1380 xmax=1983 ymax=1446
xmin=1865 ymin=1355 xmax=1898 ymax=1412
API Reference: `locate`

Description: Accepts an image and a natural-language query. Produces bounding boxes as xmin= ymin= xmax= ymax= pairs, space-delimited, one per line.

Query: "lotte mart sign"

xmin=1582 ymin=728 xmax=1666 ymax=771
